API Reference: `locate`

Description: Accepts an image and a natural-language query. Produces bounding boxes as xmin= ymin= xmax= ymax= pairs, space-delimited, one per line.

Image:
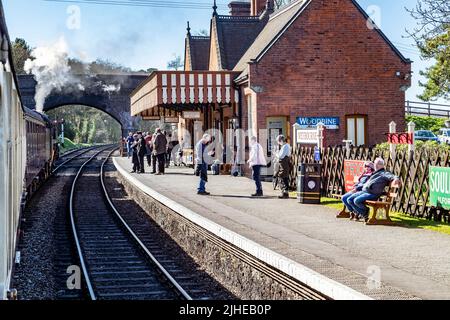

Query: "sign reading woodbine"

xmin=296 ymin=117 xmax=339 ymax=129
xmin=429 ymin=166 xmax=450 ymax=210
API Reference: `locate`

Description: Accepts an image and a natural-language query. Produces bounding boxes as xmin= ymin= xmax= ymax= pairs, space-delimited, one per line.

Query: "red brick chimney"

xmin=229 ymin=1 xmax=251 ymax=16
xmin=251 ymin=0 xmax=273 ymax=16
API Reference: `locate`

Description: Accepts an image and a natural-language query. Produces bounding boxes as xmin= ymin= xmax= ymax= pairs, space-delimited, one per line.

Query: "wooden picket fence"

xmin=290 ymin=146 xmax=450 ymax=223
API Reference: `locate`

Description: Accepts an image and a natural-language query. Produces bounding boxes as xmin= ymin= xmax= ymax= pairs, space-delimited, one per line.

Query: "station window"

xmin=346 ymin=115 xmax=367 ymax=146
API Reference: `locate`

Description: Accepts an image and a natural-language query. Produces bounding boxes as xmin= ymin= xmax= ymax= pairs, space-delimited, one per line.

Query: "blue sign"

xmin=314 ymin=147 xmax=321 ymax=162
xmin=296 ymin=117 xmax=340 ymax=130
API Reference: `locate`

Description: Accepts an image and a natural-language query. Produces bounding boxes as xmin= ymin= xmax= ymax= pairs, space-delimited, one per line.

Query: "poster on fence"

xmin=344 ymin=160 xmax=366 ymax=192
xmin=429 ymin=166 xmax=450 ymax=210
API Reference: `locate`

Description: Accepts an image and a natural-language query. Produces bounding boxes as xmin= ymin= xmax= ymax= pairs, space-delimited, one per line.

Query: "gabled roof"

xmin=186 ymin=35 xmax=210 ymax=70
xmin=233 ymin=0 xmax=311 ymax=72
xmin=213 ymin=14 xmax=267 ymax=70
xmin=233 ymin=0 xmax=411 ymax=75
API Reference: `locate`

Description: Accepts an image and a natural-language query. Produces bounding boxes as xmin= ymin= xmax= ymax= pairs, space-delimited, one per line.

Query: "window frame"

xmin=345 ymin=114 xmax=368 ymax=147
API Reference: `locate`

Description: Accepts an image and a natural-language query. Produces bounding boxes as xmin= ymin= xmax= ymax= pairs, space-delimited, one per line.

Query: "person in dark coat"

xmin=130 ymin=134 xmax=139 ymax=173
xmin=137 ymin=132 xmax=146 ymax=173
xmin=153 ymin=128 xmax=168 ymax=175
xmin=144 ymin=132 xmax=153 ymax=167
xmin=195 ymin=134 xmax=212 ymax=195
xmin=275 ymin=135 xmax=292 ymax=199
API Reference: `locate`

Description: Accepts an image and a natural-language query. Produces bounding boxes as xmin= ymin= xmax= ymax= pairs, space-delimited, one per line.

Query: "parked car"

xmin=414 ymin=130 xmax=440 ymax=143
xmin=438 ymin=128 xmax=450 ymax=145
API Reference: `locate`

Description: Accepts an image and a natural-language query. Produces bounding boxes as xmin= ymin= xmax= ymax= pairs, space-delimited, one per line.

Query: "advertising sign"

xmin=296 ymin=117 xmax=339 ymax=129
xmin=429 ymin=166 xmax=450 ymax=209
xmin=344 ymin=160 xmax=365 ymax=192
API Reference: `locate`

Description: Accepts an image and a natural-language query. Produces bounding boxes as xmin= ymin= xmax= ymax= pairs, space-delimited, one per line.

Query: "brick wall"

xmin=245 ymin=0 xmax=411 ymax=147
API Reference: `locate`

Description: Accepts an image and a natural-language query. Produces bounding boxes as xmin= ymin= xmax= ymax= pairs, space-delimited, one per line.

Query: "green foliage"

xmin=407 ymin=1 xmax=450 ymax=100
xmin=167 ymin=55 xmax=183 ymax=71
xmin=47 ymin=105 xmax=121 ymax=144
xmin=11 ymin=38 xmax=32 ymax=74
xmin=405 ymin=115 xmax=447 ymax=133
xmin=374 ymin=140 xmax=450 ymax=154
xmin=60 ymin=137 xmax=90 ymax=154
xmin=417 ymin=27 xmax=450 ymax=101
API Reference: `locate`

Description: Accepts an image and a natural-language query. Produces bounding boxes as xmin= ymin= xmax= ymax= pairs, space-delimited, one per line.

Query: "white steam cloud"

xmin=24 ymin=37 xmax=123 ymax=113
xmin=24 ymin=37 xmax=74 ymax=113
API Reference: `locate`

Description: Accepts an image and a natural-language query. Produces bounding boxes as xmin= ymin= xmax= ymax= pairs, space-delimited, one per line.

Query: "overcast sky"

xmin=3 ymin=0 xmax=447 ymax=104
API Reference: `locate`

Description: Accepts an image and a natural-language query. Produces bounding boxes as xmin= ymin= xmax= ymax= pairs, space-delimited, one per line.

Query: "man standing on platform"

xmin=276 ymin=135 xmax=292 ymax=199
xmin=153 ymin=128 xmax=168 ymax=175
xmin=195 ymin=134 xmax=211 ymax=195
xmin=247 ymin=136 xmax=267 ymax=197
xmin=126 ymin=132 xmax=134 ymax=158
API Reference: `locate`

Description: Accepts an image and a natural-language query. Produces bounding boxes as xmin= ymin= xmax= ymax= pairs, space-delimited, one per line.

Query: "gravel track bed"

xmin=11 ymin=175 xmax=77 ymax=300
xmin=104 ymin=157 xmax=236 ymax=300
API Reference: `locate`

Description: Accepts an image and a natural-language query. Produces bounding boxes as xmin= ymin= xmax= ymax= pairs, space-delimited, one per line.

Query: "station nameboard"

xmin=429 ymin=166 xmax=450 ymax=210
xmin=296 ymin=117 xmax=339 ymax=129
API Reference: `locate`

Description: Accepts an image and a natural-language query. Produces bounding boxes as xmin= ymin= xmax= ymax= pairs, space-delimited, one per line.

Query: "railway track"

xmin=69 ymin=148 xmax=192 ymax=300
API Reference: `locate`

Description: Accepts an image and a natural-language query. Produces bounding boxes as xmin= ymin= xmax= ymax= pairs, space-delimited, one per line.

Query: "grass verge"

xmin=60 ymin=138 xmax=91 ymax=154
xmin=321 ymin=197 xmax=450 ymax=236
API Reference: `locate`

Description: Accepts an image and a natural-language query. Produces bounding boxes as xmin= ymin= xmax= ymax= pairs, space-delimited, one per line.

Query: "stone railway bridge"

xmin=17 ymin=73 xmax=149 ymax=136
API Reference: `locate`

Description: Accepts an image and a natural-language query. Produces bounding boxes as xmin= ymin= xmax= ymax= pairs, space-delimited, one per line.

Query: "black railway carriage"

xmin=23 ymin=107 xmax=54 ymax=195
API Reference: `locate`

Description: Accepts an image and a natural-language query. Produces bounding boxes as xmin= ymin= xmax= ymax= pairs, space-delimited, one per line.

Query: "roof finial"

xmin=187 ymin=21 xmax=191 ymax=35
xmin=212 ymin=0 xmax=218 ymax=16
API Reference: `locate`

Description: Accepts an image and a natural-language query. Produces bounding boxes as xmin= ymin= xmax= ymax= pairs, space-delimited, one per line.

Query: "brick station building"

xmin=131 ymin=0 xmax=412 ymax=160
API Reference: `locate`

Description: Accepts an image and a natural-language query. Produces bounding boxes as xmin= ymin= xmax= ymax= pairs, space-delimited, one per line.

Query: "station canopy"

xmin=130 ymin=71 xmax=241 ymax=119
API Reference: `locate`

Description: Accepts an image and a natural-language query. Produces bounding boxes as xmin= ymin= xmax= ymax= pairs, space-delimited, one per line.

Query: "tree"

xmin=407 ymin=0 xmax=450 ymax=101
xmin=274 ymin=0 xmax=291 ymax=9
xmin=11 ymin=38 xmax=32 ymax=74
xmin=167 ymin=55 xmax=183 ymax=71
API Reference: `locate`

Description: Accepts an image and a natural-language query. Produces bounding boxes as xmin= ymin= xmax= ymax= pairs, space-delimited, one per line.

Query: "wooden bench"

xmin=365 ymin=182 xmax=398 ymax=226
xmin=333 ymin=182 xmax=399 ymax=225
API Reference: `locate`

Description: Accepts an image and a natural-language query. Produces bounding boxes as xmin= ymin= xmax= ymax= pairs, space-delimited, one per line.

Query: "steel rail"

xmin=52 ymin=145 xmax=102 ymax=174
xmin=68 ymin=146 xmax=114 ymax=300
xmin=100 ymin=150 xmax=193 ymax=300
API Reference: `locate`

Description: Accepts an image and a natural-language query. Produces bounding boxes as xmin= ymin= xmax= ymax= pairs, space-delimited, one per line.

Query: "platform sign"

xmin=387 ymin=132 xmax=414 ymax=145
xmin=344 ymin=160 xmax=365 ymax=192
xmin=183 ymin=111 xmax=201 ymax=119
xmin=296 ymin=117 xmax=339 ymax=130
xmin=296 ymin=129 xmax=319 ymax=144
xmin=164 ymin=117 xmax=179 ymax=123
xmin=429 ymin=166 xmax=450 ymax=209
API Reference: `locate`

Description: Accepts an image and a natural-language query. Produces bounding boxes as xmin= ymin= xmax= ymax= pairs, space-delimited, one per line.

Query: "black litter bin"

xmin=297 ymin=163 xmax=321 ymax=204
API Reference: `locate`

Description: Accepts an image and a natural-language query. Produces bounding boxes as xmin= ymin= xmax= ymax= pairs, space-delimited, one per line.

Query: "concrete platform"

xmin=113 ymin=157 xmax=450 ymax=300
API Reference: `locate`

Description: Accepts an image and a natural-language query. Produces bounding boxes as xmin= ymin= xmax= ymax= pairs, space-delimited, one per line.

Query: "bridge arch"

xmin=17 ymin=73 xmax=149 ymax=137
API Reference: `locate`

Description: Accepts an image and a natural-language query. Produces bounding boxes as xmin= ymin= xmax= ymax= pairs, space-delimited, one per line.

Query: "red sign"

xmin=387 ymin=133 xmax=413 ymax=145
xmin=344 ymin=160 xmax=365 ymax=192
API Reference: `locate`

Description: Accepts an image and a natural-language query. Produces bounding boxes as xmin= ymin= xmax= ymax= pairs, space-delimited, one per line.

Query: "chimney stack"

xmin=251 ymin=0 xmax=273 ymax=16
xmin=229 ymin=1 xmax=251 ymax=16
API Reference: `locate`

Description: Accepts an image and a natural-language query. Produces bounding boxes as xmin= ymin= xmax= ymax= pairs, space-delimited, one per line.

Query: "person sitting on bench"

xmin=346 ymin=158 xmax=401 ymax=222
xmin=341 ymin=161 xmax=375 ymax=220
